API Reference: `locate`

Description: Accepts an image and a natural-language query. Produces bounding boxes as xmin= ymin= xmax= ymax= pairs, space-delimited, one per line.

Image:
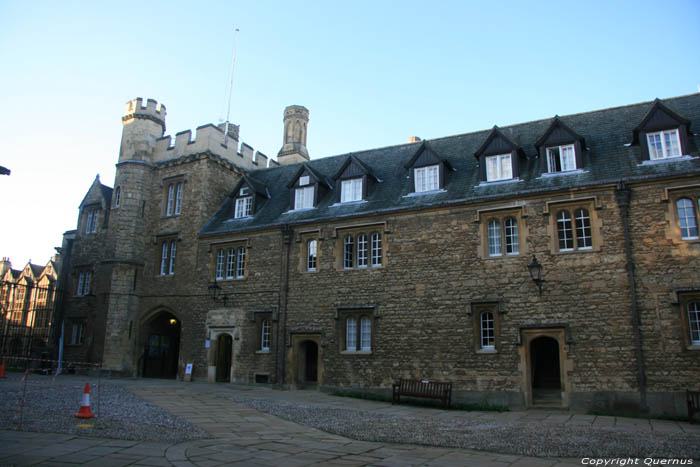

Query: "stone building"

xmin=59 ymin=94 xmax=700 ymax=415
xmin=0 ymin=257 xmax=59 ymax=360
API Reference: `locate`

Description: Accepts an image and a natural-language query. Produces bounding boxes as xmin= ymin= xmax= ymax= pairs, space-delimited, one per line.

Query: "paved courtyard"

xmin=1 ymin=376 xmax=698 ymax=466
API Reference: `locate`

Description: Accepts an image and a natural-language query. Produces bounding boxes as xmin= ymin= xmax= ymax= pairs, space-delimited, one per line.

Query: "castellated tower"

xmin=119 ymin=98 xmax=166 ymax=162
xmin=102 ymin=98 xmax=166 ymax=372
xmin=277 ymin=105 xmax=310 ymax=165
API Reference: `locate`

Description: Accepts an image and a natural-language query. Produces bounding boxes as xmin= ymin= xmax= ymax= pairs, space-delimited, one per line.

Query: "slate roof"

xmin=201 ymin=93 xmax=700 ymax=237
xmin=29 ymin=263 xmax=44 ymax=277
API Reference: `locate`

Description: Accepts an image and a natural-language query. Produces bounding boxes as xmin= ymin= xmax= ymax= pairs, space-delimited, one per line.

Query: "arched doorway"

xmin=142 ymin=312 xmax=180 ymax=379
xmin=530 ymin=336 xmax=561 ymax=404
xmin=215 ymin=334 xmax=233 ymax=382
xmin=299 ymin=340 xmax=318 ymax=387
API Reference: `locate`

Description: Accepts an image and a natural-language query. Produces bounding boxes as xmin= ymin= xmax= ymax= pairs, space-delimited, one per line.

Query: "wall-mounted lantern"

xmin=528 ymin=255 xmax=545 ymax=295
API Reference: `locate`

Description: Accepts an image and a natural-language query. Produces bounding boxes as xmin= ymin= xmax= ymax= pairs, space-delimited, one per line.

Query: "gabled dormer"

xmin=230 ymin=175 xmax=270 ymax=219
xmin=404 ymin=142 xmax=452 ymax=194
xmin=332 ymin=155 xmax=379 ymax=204
xmin=78 ymin=174 xmax=113 ymax=235
xmin=287 ymin=164 xmax=331 ymax=211
xmin=535 ymin=117 xmax=586 ymax=175
xmin=632 ymin=98 xmax=692 ymax=162
xmin=474 ymin=126 xmax=522 ymax=183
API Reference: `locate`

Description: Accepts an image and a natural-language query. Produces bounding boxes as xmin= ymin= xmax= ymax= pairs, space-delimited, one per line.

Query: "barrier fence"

xmin=0 ymin=281 xmax=61 ymax=370
xmin=0 ymin=356 xmax=103 ymax=431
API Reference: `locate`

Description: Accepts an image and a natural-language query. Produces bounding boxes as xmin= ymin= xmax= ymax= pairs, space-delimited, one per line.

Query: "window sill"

xmin=686 ymin=344 xmax=700 ymax=351
xmin=226 ymin=216 xmax=253 ymax=222
xmin=330 ymin=200 xmax=367 ymax=207
xmin=640 ymin=155 xmax=697 ymax=166
xmin=284 ymin=207 xmax=317 ymax=214
xmin=476 ymin=348 xmax=497 ymax=354
xmin=403 ymin=189 xmax=447 ymax=198
xmin=554 ymin=247 xmax=597 ymax=255
xmin=161 ymin=215 xmax=181 ymax=219
xmin=256 ymin=350 xmax=271 ymax=354
xmin=477 ymin=178 xmax=521 ymax=187
xmin=538 ymin=169 xmax=585 ymax=178
xmin=342 ymin=265 xmax=383 ymax=271
xmin=340 ymin=350 xmax=372 ymax=355
xmin=486 ymin=253 xmax=520 ymax=259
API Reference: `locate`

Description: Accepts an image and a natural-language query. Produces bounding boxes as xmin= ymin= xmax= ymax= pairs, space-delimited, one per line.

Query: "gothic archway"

xmin=142 ymin=311 xmax=181 ymax=379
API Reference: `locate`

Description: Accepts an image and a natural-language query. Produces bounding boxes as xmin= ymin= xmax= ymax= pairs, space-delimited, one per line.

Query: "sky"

xmin=1 ymin=0 xmax=699 ymax=268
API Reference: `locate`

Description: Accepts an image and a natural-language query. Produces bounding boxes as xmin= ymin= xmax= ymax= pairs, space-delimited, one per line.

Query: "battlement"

xmin=153 ymin=123 xmax=270 ymax=169
xmin=123 ymin=97 xmax=166 ymax=126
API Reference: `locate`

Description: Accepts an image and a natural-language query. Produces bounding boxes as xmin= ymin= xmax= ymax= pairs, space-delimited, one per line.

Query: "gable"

xmin=333 ymin=155 xmax=377 ymax=181
xmin=474 ymin=126 xmax=520 ymax=159
xmin=535 ymin=117 xmax=585 ymax=149
xmin=632 ymin=99 xmax=691 ymax=144
xmin=79 ymin=175 xmax=113 ymax=209
xmin=286 ymin=164 xmax=331 ymax=189
xmin=404 ymin=142 xmax=446 ymax=169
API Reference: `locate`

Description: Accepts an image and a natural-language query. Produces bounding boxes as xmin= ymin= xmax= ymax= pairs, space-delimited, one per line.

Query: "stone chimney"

xmin=277 ymin=105 xmax=310 ymax=165
xmin=408 ymin=136 xmax=422 ymax=143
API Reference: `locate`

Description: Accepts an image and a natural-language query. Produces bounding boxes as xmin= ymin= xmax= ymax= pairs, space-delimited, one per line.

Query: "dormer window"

xmin=647 ymin=129 xmax=681 ymax=160
xmin=474 ymin=126 xmax=521 ymax=183
xmin=341 ymin=178 xmax=363 ymax=203
xmin=288 ymin=164 xmax=330 ymax=211
xmin=546 ymin=144 xmax=577 ymax=173
xmin=404 ymin=142 xmax=450 ymax=194
xmin=486 ymin=154 xmax=512 ymax=181
xmin=535 ymin=117 xmax=585 ymax=176
xmin=235 ymin=196 xmax=252 ymax=218
xmin=294 ymin=186 xmax=314 ymax=210
xmin=230 ymin=176 xmax=269 ymax=220
xmin=234 ymin=186 xmax=252 ymax=219
xmin=633 ymin=99 xmax=690 ymax=163
xmin=414 ymin=165 xmax=439 ymax=192
xmin=333 ymin=155 xmax=377 ymax=204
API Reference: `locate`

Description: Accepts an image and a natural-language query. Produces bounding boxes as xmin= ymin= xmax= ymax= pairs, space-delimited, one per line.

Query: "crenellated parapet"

xmin=120 ymin=97 xmax=274 ymax=169
xmin=153 ymin=122 xmax=270 ymax=169
xmin=122 ymin=97 xmax=166 ymax=131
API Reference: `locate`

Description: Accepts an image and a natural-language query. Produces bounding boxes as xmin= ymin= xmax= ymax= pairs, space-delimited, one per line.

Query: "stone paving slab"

xmin=2 ymin=377 xmax=698 ymax=465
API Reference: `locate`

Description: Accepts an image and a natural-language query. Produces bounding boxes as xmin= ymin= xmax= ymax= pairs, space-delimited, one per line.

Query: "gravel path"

xmin=229 ymin=396 xmax=700 ymax=459
xmin=0 ymin=376 xmax=209 ymax=443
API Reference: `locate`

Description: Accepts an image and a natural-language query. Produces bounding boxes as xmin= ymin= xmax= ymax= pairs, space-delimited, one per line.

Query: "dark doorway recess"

xmin=215 ymin=334 xmax=233 ymax=382
xmin=142 ymin=312 xmax=180 ymax=379
xmin=299 ymin=340 xmax=318 ymax=386
xmin=530 ymin=336 xmax=561 ymax=403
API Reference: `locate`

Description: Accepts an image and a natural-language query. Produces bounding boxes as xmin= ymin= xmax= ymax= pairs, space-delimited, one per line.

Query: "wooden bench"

xmin=392 ymin=379 xmax=452 ymax=409
xmin=688 ymin=390 xmax=700 ymax=423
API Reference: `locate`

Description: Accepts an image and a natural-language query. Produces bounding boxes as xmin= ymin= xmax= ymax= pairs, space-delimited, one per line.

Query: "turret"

xmin=119 ymin=98 xmax=166 ymax=163
xmin=277 ymin=105 xmax=309 ymax=165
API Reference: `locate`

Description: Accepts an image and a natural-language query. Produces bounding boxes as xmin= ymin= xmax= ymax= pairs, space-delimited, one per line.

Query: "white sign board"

xmin=185 ymin=363 xmax=193 ymax=375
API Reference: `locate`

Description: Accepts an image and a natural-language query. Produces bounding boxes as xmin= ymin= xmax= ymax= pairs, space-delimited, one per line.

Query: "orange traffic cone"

xmin=0 ymin=359 xmax=5 ymax=378
xmin=75 ymin=383 xmax=95 ymax=418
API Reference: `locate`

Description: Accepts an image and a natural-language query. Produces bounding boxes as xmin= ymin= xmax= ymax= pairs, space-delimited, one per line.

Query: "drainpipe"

xmin=276 ymin=224 xmax=292 ymax=386
xmin=615 ymin=182 xmax=648 ymax=412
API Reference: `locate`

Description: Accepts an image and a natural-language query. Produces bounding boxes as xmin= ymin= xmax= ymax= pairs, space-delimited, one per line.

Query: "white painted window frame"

xmin=647 ymin=129 xmax=681 ymax=160
xmin=546 ymin=144 xmax=576 ymax=173
xmin=480 ymin=311 xmax=495 ymax=350
xmin=294 ymin=186 xmax=314 ymax=210
xmin=341 ymin=178 xmax=363 ymax=203
xmin=677 ymin=198 xmax=699 ymax=240
xmin=414 ymin=165 xmax=440 ymax=193
xmin=485 ymin=153 xmax=512 ymax=181
xmin=235 ymin=196 xmax=253 ymax=218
